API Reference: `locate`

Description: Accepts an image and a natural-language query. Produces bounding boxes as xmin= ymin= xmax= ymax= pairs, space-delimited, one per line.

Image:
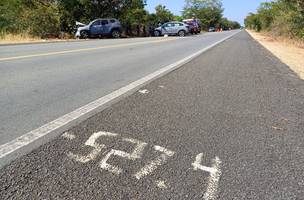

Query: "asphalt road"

xmin=0 ymin=31 xmax=303 ymax=199
xmin=0 ymin=31 xmax=238 ymax=145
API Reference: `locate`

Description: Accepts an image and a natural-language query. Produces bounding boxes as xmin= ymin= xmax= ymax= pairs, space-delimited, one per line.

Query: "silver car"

xmin=154 ymin=22 xmax=190 ymax=37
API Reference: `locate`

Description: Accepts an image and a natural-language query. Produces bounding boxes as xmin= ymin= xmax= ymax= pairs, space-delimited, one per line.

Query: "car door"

xmin=90 ymin=20 xmax=102 ymax=36
xmin=101 ymin=20 xmax=111 ymax=34
xmin=162 ymin=23 xmax=173 ymax=34
xmin=173 ymin=23 xmax=181 ymax=34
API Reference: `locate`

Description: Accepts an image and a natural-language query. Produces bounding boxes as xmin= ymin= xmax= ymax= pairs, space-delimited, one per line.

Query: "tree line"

xmin=244 ymin=0 xmax=304 ymax=39
xmin=0 ymin=0 xmax=240 ymax=38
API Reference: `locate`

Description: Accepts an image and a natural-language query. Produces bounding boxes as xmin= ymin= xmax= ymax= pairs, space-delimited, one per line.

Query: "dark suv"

xmin=76 ymin=18 xmax=122 ymax=39
xmin=183 ymin=19 xmax=201 ymax=34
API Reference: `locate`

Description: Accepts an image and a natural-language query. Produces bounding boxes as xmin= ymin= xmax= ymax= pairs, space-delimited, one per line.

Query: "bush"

xmin=0 ymin=0 xmax=24 ymax=34
xmin=245 ymin=0 xmax=304 ymax=39
xmin=0 ymin=0 xmax=61 ymax=38
xmin=25 ymin=4 xmax=61 ymax=38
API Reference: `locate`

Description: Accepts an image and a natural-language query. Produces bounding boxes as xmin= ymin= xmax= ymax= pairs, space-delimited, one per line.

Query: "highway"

xmin=0 ymin=31 xmax=237 ymax=145
xmin=0 ymin=31 xmax=303 ymax=199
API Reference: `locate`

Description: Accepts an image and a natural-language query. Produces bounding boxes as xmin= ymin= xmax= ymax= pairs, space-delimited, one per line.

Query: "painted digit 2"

xmin=68 ymin=132 xmax=117 ymax=163
xmin=100 ymin=138 xmax=147 ymax=175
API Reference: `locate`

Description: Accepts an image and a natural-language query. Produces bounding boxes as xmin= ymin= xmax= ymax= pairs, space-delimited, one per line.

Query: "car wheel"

xmin=178 ymin=30 xmax=186 ymax=37
xmin=154 ymin=30 xmax=160 ymax=37
xmin=111 ymin=30 xmax=121 ymax=38
xmin=80 ymin=31 xmax=89 ymax=39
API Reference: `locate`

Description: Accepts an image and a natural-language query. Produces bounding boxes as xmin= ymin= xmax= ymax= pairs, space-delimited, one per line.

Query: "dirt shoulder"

xmin=247 ymin=30 xmax=304 ymax=80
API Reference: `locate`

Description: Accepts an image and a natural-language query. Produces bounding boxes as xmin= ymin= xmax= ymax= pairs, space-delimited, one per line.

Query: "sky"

xmin=145 ymin=0 xmax=266 ymax=25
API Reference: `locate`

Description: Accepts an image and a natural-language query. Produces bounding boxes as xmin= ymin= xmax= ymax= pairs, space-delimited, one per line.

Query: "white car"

xmin=154 ymin=22 xmax=190 ymax=37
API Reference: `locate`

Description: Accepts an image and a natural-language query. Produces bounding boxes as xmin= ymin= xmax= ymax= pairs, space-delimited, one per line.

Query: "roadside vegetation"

xmin=0 ymin=0 xmax=240 ymax=40
xmin=245 ymin=0 xmax=304 ymax=80
xmin=244 ymin=0 xmax=304 ymax=40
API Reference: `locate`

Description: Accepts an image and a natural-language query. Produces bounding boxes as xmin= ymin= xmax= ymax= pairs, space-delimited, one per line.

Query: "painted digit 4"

xmin=192 ymin=153 xmax=222 ymax=200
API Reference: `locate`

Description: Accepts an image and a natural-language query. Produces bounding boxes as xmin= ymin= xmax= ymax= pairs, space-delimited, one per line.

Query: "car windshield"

xmin=89 ymin=20 xmax=101 ymax=26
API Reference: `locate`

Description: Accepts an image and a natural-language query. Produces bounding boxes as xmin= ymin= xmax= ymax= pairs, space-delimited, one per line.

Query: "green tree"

xmin=183 ymin=0 xmax=223 ymax=29
xmin=257 ymin=2 xmax=275 ymax=30
xmin=230 ymin=21 xmax=241 ymax=29
xmin=280 ymin=0 xmax=304 ymax=37
xmin=154 ymin=4 xmax=174 ymax=24
xmin=0 ymin=0 xmax=23 ymax=34
xmin=244 ymin=13 xmax=261 ymax=31
xmin=174 ymin=15 xmax=183 ymax=22
xmin=220 ymin=17 xmax=240 ymax=30
xmin=220 ymin=17 xmax=230 ymax=29
xmin=57 ymin=0 xmax=85 ymax=33
xmin=24 ymin=0 xmax=60 ymax=38
xmin=245 ymin=0 xmax=304 ymax=38
xmin=58 ymin=0 xmax=147 ymax=34
xmin=0 ymin=0 xmax=61 ymax=37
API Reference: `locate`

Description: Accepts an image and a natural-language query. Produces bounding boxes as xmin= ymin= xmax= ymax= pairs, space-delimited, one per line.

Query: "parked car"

xmin=183 ymin=19 xmax=201 ymax=34
xmin=208 ymin=27 xmax=216 ymax=32
xmin=75 ymin=18 xmax=122 ymax=39
xmin=154 ymin=22 xmax=190 ymax=37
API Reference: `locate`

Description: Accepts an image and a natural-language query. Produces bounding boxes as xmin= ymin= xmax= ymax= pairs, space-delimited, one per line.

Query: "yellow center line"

xmin=0 ymin=38 xmax=177 ymax=62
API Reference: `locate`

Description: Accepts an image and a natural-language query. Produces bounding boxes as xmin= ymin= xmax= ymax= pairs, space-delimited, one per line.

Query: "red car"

xmin=183 ymin=19 xmax=201 ymax=34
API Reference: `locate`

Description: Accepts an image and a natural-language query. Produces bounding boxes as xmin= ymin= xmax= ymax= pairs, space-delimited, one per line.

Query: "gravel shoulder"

xmin=247 ymin=29 xmax=304 ymax=80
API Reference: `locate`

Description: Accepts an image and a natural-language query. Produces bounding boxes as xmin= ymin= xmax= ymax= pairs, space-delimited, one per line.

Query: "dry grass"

xmin=247 ymin=29 xmax=304 ymax=80
xmin=0 ymin=33 xmax=42 ymax=44
xmin=267 ymin=30 xmax=304 ymax=48
xmin=0 ymin=33 xmax=75 ymax=44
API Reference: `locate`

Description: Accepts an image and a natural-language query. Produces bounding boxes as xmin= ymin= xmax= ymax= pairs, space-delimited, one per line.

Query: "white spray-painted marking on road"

xmin=100 ymin=149 xmax=129 ymax=175
xmin=154 ymin=145 xmax=175 ymax=156
xmin=192 ymin=153 xmax=217 ymax=174
xmin=62 ymin=132 xmax=76 ymax=140
xmin=192 ymin=153 xmax=222 ymax=200
xmin=68 ymin=132 xmax=117 ymax=163
xmin=156 ymin=180 xmax=168 ymax=189
xmin=122 ymin=138 xmax=147 ymax=159
xmin=138 ymin=89 xmax=149 ymax=94
xmin=203 ymin=157 xmax=222 ymax=200
xmin=0 ymin=31 xmax=240 ymax=161
xmin=100 ymin=138 xmax=147 ymax=175
xmin=63 ymin=131 xmax=223 ymax=197
xmin=134 ymin=145 xmax=175 ymax=180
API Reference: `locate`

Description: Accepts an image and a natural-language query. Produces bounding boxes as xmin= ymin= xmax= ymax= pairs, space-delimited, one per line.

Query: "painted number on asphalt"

xmin=63 ymin=131 xmax=222 ymax=200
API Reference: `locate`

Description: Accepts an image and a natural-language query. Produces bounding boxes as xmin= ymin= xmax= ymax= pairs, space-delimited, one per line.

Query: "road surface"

xmin=0 ymin=31 xmax=303 ymax=199
xmin=0 ymin=31 xmax=237 ymax=146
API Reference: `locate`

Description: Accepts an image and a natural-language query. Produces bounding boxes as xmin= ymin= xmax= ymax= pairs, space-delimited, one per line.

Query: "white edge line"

xmin=0 ymin=31 xmax=240 ymax=159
